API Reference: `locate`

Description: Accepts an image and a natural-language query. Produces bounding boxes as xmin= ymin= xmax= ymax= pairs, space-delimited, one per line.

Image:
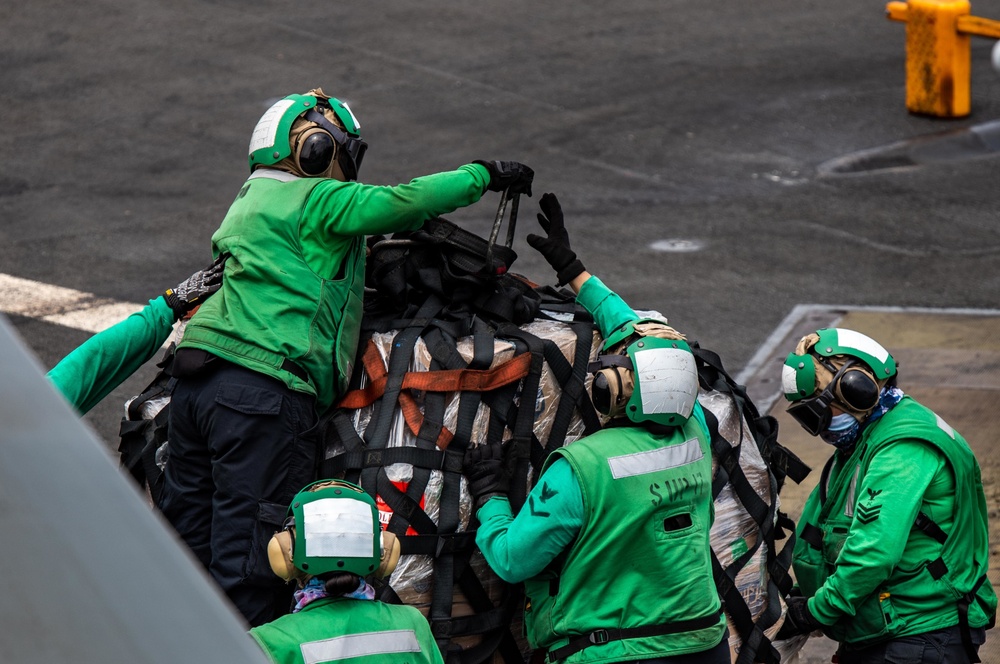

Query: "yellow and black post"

xmin=887 ymin=0 xmax=1000 ymax=117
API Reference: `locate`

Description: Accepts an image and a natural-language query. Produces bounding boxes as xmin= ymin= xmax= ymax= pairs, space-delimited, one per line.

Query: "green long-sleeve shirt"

xmin=182 ymin=164 xmax=490 ymax=411
xmin=46 ymin=297 xmax=175 ymax=414
xmin=794 ymin=396 xmax=996 ymax=643
xmin=477 ymin=274 xmax=710 ymax=583
xmin=808 ymin=440 xmax=951 ymax=631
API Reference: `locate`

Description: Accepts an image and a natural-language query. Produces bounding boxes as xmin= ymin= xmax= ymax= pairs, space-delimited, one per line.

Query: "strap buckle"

xmin=588 ymin=629 xmax=610 ymax=646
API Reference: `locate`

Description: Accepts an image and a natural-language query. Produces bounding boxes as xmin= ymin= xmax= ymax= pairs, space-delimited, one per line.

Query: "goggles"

xmin=304 ymin=108 xmax=368 ymax=181
xmin=786 ymin=359 xmax=858 ymax=435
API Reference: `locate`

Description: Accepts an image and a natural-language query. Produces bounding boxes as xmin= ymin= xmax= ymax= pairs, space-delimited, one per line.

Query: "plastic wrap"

xmin=329 ymin=315 xmax=802 ymax=662
xmin=325 ymin=318 xmax=599 ymax=659
xmin=699 ymin=390 xmax=791 ymax=660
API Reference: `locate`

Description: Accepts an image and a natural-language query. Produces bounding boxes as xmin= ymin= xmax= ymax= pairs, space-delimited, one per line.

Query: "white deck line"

xmin=0 ymin=273 xmax=145 ymax=335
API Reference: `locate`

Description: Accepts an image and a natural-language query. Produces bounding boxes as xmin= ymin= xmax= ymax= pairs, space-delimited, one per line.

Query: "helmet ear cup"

xmin=267 ymin=529 xmax=304 ymax=582
xmin=376 ymin=531 xmax=401 ymax=579
xmin=836 ymin=367 xmax=880 ymax=411
xmin=296 ymin=128 xmax=336 ymax=176
xmin=592 ymin=367 xmax=628 ymax=417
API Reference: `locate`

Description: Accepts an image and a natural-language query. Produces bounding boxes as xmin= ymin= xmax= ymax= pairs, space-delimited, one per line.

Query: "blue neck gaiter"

xmin=820 ymin=386 xmax=905 ymax=450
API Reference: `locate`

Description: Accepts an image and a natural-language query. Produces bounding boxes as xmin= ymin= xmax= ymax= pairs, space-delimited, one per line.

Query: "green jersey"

xmin=250 ymin=597 xmax=444 ymax=664
xmin=181 ymin=164 xmax=489 ymax=411
xmin=476 ymin=274 xmax=724 ymax=663
xmin=793 ymin=396 xmax=996 ymax=645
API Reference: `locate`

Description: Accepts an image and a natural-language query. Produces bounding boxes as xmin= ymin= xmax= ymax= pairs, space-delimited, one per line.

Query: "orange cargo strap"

xmin=335 ymin=339 xmax=534 ymax=449
xmin=337 ymin=339 xmax=533 ymax=409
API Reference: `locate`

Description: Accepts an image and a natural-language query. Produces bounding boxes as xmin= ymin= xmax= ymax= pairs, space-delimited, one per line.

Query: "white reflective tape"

xmin=303 ymin=498 xmax=375 ymax=558
xmin=340 ymin=101 xmax=361 ymax=131
xmin=300 ymin=629 xmax=420 ymax=664
xmin=633 ymin=347 xmax=698 ymax=417
xmin=935 ymin=414 xmax=956 ymax=439
xmin=844 ymin=464 xmax=861 ymax=518
xmin=248 ymin=99 xmax=294 ymax=154
xmin=781 ymin=363 xmax=799 ymax=396
xmin=833 ymin=329 xmax=889 ymax=364
xmin=607 ymin=438 xmax=703 ymax=479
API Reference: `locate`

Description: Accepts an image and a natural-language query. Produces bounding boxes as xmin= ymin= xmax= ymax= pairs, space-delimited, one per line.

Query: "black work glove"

xmin=463 ymin=441 xmax=512 ymax=512
xmin=775 ymin=595 xmax=822 ymax=640
xmin=526 ymin=192 xmax=586 ymax=286
xmin=163 ymin=253 xmax=229 ymax=320
xmin=473 ymin=160 xmax=534 ymax=197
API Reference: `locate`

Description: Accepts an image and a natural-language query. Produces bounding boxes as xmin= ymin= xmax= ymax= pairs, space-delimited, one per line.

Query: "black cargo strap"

xmin=767 ymin=442 xmax=811 ymax=486
xmin=431 ymin=322 xmax=493 ymax=657
xmin=768 ymin=517 xmax=798 ymax=597
xmin=694 ymin=344 xmax=805 ymax=664
xmin=323 ymin=277 xmax=599 ymax=663
xmin=322 ymin=447 xmax=465 ymax=476
xmin=493 ymin=325 xmax=546 ymax=514
xmin=546 ymin=610 xmax=724 ymax=663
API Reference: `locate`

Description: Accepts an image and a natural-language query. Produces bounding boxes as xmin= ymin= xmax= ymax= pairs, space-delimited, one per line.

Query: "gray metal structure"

xmin=0 ymin=314 xmax=268 ymax=663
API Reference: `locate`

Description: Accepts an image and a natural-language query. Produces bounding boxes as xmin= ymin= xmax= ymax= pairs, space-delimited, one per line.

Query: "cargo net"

xmin=318 ymin=210 xmax=809 ymax=664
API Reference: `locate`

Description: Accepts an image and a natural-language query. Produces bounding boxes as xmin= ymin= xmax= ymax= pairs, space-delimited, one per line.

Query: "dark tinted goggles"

xmin=305 ymin=109 xmax=368 ymax=181
xmin=785 ymin=359 xmax=856 ymax=435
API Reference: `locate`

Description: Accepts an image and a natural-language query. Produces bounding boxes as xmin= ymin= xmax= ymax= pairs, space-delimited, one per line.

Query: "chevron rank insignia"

xmin=855 ymin=502 xmax=882 ymax=524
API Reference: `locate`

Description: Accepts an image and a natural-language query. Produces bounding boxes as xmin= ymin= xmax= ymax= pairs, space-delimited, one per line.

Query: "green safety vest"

xmin=249 ymin=597 xmax=444 ymax=664
xmin=180 ymin=171 xmax=365 ymax=411
xmin=524 ymin=421 xmax=726 ymax=664
xmin=793 ymin=396 xmax=997 ymax=645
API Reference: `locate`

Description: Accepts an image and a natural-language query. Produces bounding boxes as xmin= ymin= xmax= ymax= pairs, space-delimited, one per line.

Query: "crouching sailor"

xmin=249 ymin=480 xmax=444 ymax=664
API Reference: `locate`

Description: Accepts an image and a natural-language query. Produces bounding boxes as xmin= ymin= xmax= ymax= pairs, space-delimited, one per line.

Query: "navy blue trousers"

xmin=837 ymin=625 xmax=986 ymax=664
xmin=158 ymin=360 xmax=318 ymax=627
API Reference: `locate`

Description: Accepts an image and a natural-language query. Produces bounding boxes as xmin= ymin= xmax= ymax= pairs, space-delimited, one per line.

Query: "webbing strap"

xmin=767 ymin=441 xmax=811 ymax=487
xmin=336 ymin=340 xmax=533 ymax=409
xmin=375 ymin=469 xmax=439 ymax=536
xmin=546 ymin=609 xmax=724 ymax=663
xmin=959 ymin=574 xmax=989 ymax=663
xmin=453 ymin=562 xmax=524 ymax=664
xmin=800 ymin=523 xmax=824 ymax=550
xmin=360 ymin=296 xmax=444 ymax=496
xmin=319 ymin=410 xmax=367 ymax=485
xmin=702 ymin=400 xmax=784 ymax=664
xmin=543 ymin=321 xmax=602 ymax=455
xmin=705 ymin=408 xmax=772 ymax=529
xmin=395 ymin=469 xmax=432 ymax=538
xmin=768 ymin=520 xmax=797 ymax=596
xmin=914 ymin=510 xmax=948 ymax=544
xmin=494 ymin=325 xmax=546 ymax=514
xmin=398 ymin=532 xmax=478 ymax=557
xmin=321 ymin=446 xmax=464 ymax=477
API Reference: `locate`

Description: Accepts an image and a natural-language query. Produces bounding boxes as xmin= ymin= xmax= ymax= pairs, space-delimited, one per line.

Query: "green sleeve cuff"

xmin=576 ymin=275 xmax=640 ymax=340
xmin=477 ymin=495 xmax=513 ymax=521
xmin=466 ymin=162 xmax=492 ymax=194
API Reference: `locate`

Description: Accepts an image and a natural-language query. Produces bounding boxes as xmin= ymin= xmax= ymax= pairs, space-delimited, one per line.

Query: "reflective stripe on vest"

xmin=299 ymin=629 xmax=420 ymax=664
xmin=606 ymin=437 xmax=703 ymax=479
xmin=844 ymin=464 xmax=861 ymax=518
